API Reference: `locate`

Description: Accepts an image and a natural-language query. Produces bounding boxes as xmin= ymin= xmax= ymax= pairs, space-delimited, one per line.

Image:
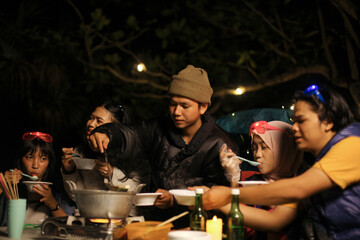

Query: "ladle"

xmin=104 ymin=150 xmax=112 ymax=184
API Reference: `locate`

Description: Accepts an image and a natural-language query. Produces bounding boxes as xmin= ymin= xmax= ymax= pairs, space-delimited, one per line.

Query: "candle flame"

xmin=212 ymin=216 xmax=217 ymax=221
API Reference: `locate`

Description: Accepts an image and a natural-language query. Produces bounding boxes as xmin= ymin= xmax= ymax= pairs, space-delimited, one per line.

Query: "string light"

xmin=234 ymin=87 xmax=245 ymax=95
xmin=137 ymin=63 xmax=146 ymax=72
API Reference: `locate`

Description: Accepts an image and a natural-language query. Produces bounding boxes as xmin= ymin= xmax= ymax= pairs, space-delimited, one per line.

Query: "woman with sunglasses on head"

xmin=61 ymin=98 xmax=150 ymax=204
xmin=0 ymin=132 xmax=75 ymax=226
xmin=198 ymin=121 xmax=303 ymax=239
xmin=202 ymin=85 xmax=360 ymax=239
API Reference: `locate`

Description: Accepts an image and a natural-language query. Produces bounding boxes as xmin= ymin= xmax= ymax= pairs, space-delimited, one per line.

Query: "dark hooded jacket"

xmin=94 ymin=112 xmax=239 ymax=227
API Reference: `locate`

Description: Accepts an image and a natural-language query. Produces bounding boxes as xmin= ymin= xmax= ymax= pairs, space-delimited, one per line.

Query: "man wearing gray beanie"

xmin=89 ymin=65 xmax=239 ymax=228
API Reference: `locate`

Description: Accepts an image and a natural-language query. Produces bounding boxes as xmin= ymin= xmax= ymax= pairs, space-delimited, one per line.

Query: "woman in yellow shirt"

xmin=202 ymin=85 xmax=360 ymax=239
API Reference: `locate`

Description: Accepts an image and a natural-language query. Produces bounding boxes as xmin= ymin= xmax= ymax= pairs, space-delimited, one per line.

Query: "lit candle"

xmin=206 ymin=216 xmax=223 ymax=240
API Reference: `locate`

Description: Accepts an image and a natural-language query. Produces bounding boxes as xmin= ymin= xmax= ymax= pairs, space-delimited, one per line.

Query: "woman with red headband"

xmin=202 ymin=85 xmax=360 ymax=239
xmin=192 ymin=120 xmax=303 ymax=239
xmin=1 ymin=132 xmax=75 ymax=226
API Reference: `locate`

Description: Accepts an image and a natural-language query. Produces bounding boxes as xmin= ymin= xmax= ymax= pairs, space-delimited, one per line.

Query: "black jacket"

xmin=95 ymin=112 xmax=238 ymax=191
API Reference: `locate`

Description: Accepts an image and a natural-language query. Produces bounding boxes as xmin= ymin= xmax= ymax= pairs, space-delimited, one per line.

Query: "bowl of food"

xmin=72 ymin=157 xmax=96 ymax=170
xmin=135 ymin=193 xmax=162 ymax=206
xmin=106 ymin=184 xmax=131 ymax=192
xmin=238 ymin=180 xmax=269 ymax=187
xmin=23 ymin=181 xmax=53 ymax=192
xmin=169 ymin=189 xmax=195 ymax=206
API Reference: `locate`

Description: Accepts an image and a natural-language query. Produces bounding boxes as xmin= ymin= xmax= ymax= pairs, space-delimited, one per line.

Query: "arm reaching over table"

xmin=88 ymin=132 xmax=110 ymax=153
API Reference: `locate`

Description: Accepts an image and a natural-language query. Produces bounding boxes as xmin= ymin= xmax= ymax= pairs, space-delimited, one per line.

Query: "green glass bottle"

xmin=190 ymin=188 xmax=207 ymax=231
xmin=227 ymin=188 xmax=244 ymax=240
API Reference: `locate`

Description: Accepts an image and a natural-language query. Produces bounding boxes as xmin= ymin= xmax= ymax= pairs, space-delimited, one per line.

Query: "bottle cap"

xmin=195 ymin=188 xmax=204 ymax=194
xmin=231 ymin=188 xmax=240 ymax=195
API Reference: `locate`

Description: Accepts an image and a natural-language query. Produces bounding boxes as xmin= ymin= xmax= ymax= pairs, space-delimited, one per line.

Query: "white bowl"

xmin=72 ymin=157 xmax=96 ymax=170
xmin=134 ymin=193 xmax=162 ymax=206
xmin=169 ymin=189 xmax=195 ymax=206
xmin=23 ymin=181 xmax=53 ymax=192
xmin=168 ymin=230 xmax=212 ymax=240
xmin=238 ymin=180 xmax=269 ymax=187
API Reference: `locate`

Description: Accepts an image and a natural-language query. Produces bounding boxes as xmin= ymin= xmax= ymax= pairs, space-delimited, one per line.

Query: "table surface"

xmin=0 ymin=227 xmax=44 ymax=240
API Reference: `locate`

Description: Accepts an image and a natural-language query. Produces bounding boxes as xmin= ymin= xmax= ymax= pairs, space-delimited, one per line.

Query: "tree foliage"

xmin=0 ymin=0 xmax=359 ymax=150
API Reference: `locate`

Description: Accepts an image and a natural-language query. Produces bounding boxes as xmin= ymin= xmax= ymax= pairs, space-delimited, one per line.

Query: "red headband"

xmin=249 ymin=121 xmax=288 ymax=136
xmin=22 ymin=132 xmax=53 ymax=143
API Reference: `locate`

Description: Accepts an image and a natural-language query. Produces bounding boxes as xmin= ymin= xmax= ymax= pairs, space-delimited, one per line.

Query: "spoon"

xmin=235 ymin=156 xmax=261 ymax=167
xmin=10 ymin=169 xmax=39 ymax=181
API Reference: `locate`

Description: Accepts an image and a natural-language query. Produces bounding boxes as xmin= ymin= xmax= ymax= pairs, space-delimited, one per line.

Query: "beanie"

xmin=168 ymin=65 xmax=213 ymax=104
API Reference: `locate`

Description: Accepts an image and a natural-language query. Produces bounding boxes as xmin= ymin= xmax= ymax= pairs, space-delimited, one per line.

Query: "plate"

xmin=72 ymin=157 xmax=96 ymax=170
xmin=238 ymin=180 xmax=269 ymax=187
xmin=134 ymin=193 xmax=162 ymax=206
xmin=23 ymin=181 xmax=53 ymax=192
xmin=168 ymin=230 xmax=212 ymax=240
xmin=169 ymin=189 xmax=195 ymax=206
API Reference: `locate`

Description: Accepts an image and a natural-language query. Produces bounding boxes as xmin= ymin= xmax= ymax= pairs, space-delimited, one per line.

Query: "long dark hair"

xmin=101 ymin=98 xmax=131 ymax=124
xmin=81 ymin=98 xmax=134 ymax=180
xmin=293 ymin=85 xmax=354 ymax=132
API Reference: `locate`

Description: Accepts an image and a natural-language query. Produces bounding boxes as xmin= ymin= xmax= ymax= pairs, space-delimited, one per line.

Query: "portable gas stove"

xmin=41 ymin=215 xmax=144 ymax=240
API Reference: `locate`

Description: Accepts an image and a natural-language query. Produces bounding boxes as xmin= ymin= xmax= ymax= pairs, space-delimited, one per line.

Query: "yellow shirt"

xmin=313 ymin=136 xmax=360 ymax=189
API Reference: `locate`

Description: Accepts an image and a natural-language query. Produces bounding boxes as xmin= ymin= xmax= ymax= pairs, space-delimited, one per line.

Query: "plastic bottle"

xmin=190 ymin=188 xmax=207 ymax=231
xmin=226 ymin=188 xmax=244 ymax=240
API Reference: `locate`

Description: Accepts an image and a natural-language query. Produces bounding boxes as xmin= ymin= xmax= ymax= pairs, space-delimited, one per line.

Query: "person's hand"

xmin=220 ymin=144 xmax=241 ymax=184
xmin=88 ymin=132 xmax=109 ymax=153
xmin=4 ymin=169 xmax=22 ymax=184
xmin=94 ymin=160 xmax=114 ymax=178
xmin=33 ymin=183 xmax=64 ymax=215
xmin=154 ymin=189 xmax=174 ymax=209
xmin=202 ymin=185 xmax=232 ymax=210
xmin=61 ymin=148 xmax=76 ymax=173
xmin=33 ymin=183 xmax=56 ymax=204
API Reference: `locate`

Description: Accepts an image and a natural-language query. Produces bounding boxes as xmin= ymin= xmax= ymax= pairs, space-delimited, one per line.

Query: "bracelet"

xmin=50 ymin=204 xmax=60 ymax=212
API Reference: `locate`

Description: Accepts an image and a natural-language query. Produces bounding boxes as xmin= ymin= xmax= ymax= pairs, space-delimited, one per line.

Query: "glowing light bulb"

xmin=137 ymin=63 xmax=146 ymax=72
xmin=234 ymin=87 xmax=244 ymax=95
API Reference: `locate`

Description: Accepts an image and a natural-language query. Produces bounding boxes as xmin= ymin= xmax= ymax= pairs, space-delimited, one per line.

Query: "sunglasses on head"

xmin=304 ymin=84 xmax=325 ymax=103
xmin=249 ymin=121 xmax=288 ymax=136
xmin=22 ymin=132 xmax=53 ymax=143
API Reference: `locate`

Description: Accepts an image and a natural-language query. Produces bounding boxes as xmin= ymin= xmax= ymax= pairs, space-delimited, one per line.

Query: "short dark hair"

xmin=17 ymin=138 xmax=56 ymax=182
xmin=293 ymin=85 xmax=354 ymax=132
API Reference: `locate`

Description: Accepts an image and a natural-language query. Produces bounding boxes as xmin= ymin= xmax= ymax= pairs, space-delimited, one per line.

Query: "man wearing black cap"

xmin=89 ymin=65 xmax=238 ymax=227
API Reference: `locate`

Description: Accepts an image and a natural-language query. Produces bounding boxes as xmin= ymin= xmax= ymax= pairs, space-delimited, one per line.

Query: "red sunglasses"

xmin=22 ymin=132 xmax=53 ymax=143
xmin=249 ymin=121 xmax=288 ymax=136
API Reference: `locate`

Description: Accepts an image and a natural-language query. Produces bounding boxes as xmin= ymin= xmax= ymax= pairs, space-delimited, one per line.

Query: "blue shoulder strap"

xmin=316 ymin=122 xmax=360 ymax=161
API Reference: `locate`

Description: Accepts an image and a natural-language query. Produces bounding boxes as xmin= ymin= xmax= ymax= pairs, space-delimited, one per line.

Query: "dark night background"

xmin=1 ymin=0 xmax=359 ymax=171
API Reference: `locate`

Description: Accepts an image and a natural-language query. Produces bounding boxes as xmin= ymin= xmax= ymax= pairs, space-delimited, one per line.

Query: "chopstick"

xmin=0 ymin=173 xmax=11 ymax=199
xmin=0 ymin=172 xmax=19 ymax=200
xmin=157 ymin=211 xmax=189 ymax=227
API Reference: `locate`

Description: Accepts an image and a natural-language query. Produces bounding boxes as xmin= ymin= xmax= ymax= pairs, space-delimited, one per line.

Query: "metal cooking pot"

xmin=73 ymin=189 xmax=135 ymax=219
xmin=67 ymin=181 xmax=145 ymax=219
